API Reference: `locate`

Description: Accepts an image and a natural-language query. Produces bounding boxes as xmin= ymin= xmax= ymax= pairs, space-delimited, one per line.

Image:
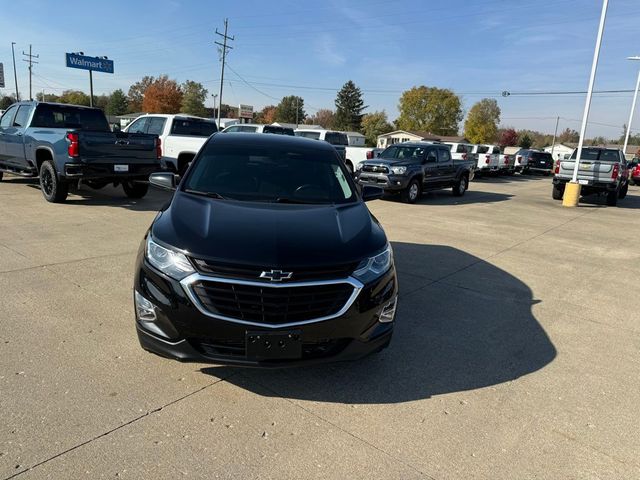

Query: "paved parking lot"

xmin=1 ymin=176 xmax=639 ymax=479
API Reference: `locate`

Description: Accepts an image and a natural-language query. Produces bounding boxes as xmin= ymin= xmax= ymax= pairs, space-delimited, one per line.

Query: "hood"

xmin=151 ymin=191 xmax=387 ymax=268
xmin=362 ymin=158 xmax=412 ymax=168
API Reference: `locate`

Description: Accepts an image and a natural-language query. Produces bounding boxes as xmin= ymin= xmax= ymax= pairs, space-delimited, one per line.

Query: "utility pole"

xmin=214 ymin=19 xmax=234 ymax=128
xmin=295 ymin=97 xmax=299 ymax=127
xmin=11 ymin=42 xmax=19 ymax=101
xmin=212 ymin=93 xmax=218 ymax=119
xmin=550 ymin=115 xmax=560 ymax=159
xmin=22 ymin=44 xmax=39 ymax=101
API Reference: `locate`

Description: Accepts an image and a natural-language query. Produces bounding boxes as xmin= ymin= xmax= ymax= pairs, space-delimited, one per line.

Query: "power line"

xmin=214 ymin=18 xmax=234 ymax=125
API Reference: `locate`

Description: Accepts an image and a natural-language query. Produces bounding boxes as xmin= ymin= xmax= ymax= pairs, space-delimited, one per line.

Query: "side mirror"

xmin=375 ymin=151 xmax=381 ymax=157
xmin=362 ymin=185 xmax=384 ymax=202
xmin=149 ymin=172 xmax=178 ymax=191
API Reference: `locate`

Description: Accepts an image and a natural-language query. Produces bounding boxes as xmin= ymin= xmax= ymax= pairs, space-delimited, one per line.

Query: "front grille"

xmin=191 ymin=259 xmax=358 ymax=282
xmin=362 ymin=164 xmax=389 ymax=174
xmin=190 ymin=280 xmax=354 ymax=325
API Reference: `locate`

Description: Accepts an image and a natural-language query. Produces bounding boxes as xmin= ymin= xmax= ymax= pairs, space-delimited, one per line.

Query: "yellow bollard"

xmin=562 ymin=182 xmax=581 ymax=207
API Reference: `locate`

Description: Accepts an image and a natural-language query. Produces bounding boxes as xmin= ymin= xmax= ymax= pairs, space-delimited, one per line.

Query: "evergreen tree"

xmin=106 ymin=89 xmax=129 ymax=116
xmin=334 ymin=80 xmax=367 ymax=131
xmin=275 ymin=96 xmax=305 ymax=124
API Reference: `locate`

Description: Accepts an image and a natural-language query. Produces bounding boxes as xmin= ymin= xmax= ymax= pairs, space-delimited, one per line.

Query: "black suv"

xmin=134 ymin=133 xmax=398 ymax=367
xmin=516 ymin=149 xmax=554 ymax=175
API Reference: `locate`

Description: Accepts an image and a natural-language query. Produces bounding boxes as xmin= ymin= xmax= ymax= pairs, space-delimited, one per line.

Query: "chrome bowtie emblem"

xmin=259 ymin=269 xmax=293 ymax=282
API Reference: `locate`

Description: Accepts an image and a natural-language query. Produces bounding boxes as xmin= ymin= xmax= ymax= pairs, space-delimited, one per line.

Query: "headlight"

xmin=145 ymin=235 xmax=195 ymax=280
xmin=353 ymin=244 xmax=393 ymax=283
xmin=356 ymin=163 xmax=363 ymax=171
xmin=390 ymin=166 xmax=406 ymax=175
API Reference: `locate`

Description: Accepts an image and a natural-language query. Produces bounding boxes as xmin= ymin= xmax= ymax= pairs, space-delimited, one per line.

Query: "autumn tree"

xmin=180 ymin=80 xmax=208 ymax=117
xmin=305 ymin=108 xmax=335 ymax=128
xmin=127 ymin=76 xmax=155 ymax=112
xmin=464 ymin=99 xmax=500 ymax=144
xmin=106 ymin=89 xmax=129 ymax=116
xmin=518 ymin=133 xmax=533 ymax=149
xmin=219 ymin=104 xmax=238 ymax=118
xmin=558 ymin=128 xmax=579 ymax=144
xmin=142 ymin=75 xmax=183 ymax=113
xmin=589 ymin=136 xmax=608 ymax=146
xmin=334 ymin=80 xmax=367 ymax=131
xmin=498 ymin=128 xmax=519 ymax=147
xmin=275 ymin=96 xmax=305 ymax=124
xmin=58 ymin=90 xmax=90 ymax=106
xmin=396 ymin=86 xmax=462 ymax=135
xmin=361 ymin=111 xmax=394 ymax=147
xmin=255 ymin=105 xmax=277 ymax=124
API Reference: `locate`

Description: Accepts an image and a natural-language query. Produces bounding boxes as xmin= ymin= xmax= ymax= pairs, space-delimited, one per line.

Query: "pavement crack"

xmin=0 ymin=251 xmax=137 ymax=275
xmin=2 ymin=376 xmax=232 ymax=480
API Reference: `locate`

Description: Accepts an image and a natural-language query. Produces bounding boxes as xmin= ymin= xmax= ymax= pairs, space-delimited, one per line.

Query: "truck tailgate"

xmin=77 ymin=132 xmax=157 ymax=164
xmin=559 ymin=160 xmax=614 ymax=182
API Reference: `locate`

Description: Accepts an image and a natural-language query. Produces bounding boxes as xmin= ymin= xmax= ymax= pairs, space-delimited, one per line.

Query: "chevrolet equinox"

xmin=134 ymin=133 xmax=398 ymax=366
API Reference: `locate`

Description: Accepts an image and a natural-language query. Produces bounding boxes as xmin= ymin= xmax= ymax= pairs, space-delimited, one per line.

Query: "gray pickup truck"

xmin=0 ymin=101 xmax=161 ymax=203
xmin=355 ymin=142 xmax=475 ymax=203
xmin=552 ymin=147 xmax=629 ymax=206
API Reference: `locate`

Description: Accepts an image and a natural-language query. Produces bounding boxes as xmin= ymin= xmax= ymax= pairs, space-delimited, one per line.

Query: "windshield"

xmin=183 ymin=143 xmax=357 ymax=204
xmin=325 ymin=132 xmax=348 ymax=146
xmin=171 ymin=118 xmax=218 ymax=136
xmin=476 ymin=145 xmax=489 ymax=154
xmin=32 ymin=104 xmax=110 ymax=131
xmin=263 ymin=126 xmax=295 ymax=136
xmin=295 ymin=131 xmax=321 ymax=140
xmin=380 ymin=145 xmax=426 ymax=160
xmin=570 ymin=148 xmax=619 ymax=162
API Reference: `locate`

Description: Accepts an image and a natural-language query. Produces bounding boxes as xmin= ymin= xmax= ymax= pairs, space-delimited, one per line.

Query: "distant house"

xmin=543 ymin=143 xmax=574 ymax=161
xmin=272 ymin=122 xmax=300 ymax=130
xmin=545 ymin=143 xmax=640 ymax=160
xmin=376 ymin=130 xmax=469 ymax=149
xmin=345 ymin=131 xmax=366 ymax=147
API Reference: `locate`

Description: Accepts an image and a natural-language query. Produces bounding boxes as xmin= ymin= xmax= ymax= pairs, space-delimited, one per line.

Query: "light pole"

xmin=622 ymin=56 xmax=640 ymax=158
xmin=563 ymin=0 xmax=608 ymax=207
xmin=212 ymin=93 xmax=218 ymax=119
xmin=11 ymin=42 xmax=19 ymax=101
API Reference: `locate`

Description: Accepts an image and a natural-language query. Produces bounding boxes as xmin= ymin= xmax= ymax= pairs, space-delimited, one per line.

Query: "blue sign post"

xmin=65 ymin=53 xmax=114 ymax=107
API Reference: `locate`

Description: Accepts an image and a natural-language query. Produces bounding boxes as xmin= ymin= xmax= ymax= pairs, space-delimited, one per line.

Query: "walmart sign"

xmin=65 ymin=53 xmax=114 ymax=74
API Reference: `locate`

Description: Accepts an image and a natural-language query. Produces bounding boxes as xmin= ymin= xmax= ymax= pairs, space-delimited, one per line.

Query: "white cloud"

xmin=314 ymin=34 xmax=346 ymax=67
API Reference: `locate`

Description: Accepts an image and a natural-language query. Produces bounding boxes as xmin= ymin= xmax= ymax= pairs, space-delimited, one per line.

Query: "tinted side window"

xmin=31 ymin=104 xmax=110 ymax=131
xmin=127 ymin=118 xmax=148 ymax=134
xmin=147 ymin=117 xmax=166 ymax=136
xmin=425 ymin=150 xmax=437 ymax=162
xmin=438 ymin=148 xmax=451 ymax=162
xmin=171 ymin=119 xmax=217 ymax=136
xmin=492 ymin=146 xmax=500 ymax=154
xmin=325 ymin=132 xmax=349 ymax=146
xmin=13 ymin=105 xmax=32 ymax=127
xmin=0 ymin=105 xmax=18 ymax=128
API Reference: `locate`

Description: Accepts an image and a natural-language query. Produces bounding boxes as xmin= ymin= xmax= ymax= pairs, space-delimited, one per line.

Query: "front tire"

xmin=123 ymin=181 xmax=149 ymax=199
xmin=0 ymin=171 xmax=3 ymax=182
xmin=39 ymin=161 xmax=68 ymax=203
xmin=606 ymin=189 xmax=618 ymax=206
xmin=618 ymin=182 xmax=628 ymax=199
xmin=552 ymin=183 xmax=564 ymax=200
xmin=401 ymin=179 xmax=421 ymax=204
xmin=452 ymin=175 xmax=468 ymax=197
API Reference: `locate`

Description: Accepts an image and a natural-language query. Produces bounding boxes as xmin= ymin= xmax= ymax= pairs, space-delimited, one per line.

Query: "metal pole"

xmin=295 ymin=97 xmax=298 ymax=127
xmin=212 ymin=94 xmax=217 ymax=119
xmin=89 ymin=70 xmax=94 ymax=107
xmin=571 ymin=0 xmax=608 ymax=184
xmin=28 ymin=44 xmax=32 ymax=101
xmin=550 ymin=115 xmax=559 ymax=158
xmin=215 ymin=18 xmax=233 ymax=128
xmin=622 ymin=66 xmax=640 ymax=157
xmin=11 ymin=42 xmax=19 ymax=101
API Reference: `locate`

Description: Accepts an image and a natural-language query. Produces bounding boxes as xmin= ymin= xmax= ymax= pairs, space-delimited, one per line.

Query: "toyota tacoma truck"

xmin=124 ymin=114 xmax=217 ymax=176
xmin=0 ymin=101 xmax=161 ymax=203
xmin=552 ymin=147 xmax=629 ymax=206
xmin=355 ymin=142 xmax=475 ymax=203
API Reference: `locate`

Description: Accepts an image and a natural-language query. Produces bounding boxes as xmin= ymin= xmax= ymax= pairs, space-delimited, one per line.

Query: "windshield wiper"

xmin=184 ymin=189 xmax=226 ymax=200
xmin=273 ymin=197 xmax=319 ymax=204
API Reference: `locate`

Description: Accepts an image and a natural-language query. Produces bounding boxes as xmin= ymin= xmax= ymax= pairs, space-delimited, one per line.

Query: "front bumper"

xmin=355 ymin=172 xmax=409 ymax=192
xmin=63 ymin=162 xmax=161 ymax=180
xmin=134 ymin=252 xmax=398 ymax=367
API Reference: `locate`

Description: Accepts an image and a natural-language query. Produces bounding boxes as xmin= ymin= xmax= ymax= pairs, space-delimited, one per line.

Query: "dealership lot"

xmin=1 ymin=177 xmax=639 ymax=479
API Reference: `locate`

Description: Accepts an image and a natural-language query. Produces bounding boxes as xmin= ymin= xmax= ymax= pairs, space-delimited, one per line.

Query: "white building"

xmin=543 ymin=143 xmax=574 ymax=161
xmin=345 ymin=131 xmax=366 ymax=147
xmin=376 ymin=130 xmax=469 ymax=149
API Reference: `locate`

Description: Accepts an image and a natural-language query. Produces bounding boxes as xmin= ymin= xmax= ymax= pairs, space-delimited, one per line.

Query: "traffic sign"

xmin=65 ymin=53 xmax=114 ymax=74
xmin=0 ymin=63 xmax=5 ymax=88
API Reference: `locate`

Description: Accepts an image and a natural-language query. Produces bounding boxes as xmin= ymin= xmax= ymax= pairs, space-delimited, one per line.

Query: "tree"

xmin=58 ymin=90 xmax=90 ymax=106
xmin=142 ymin=75 xmax=183 ymax=113
xmin=219 ymin=104 xmax=238 ymax=118
xmin=464 ymin=98 xmax=501 ymax=144
xmin=127 ymin=76 xmax=155 ymax=112
xmin=305 ymin=108 xmax=335 ymax=128
xmin=589 ymin=136 xmax=608 ymax=146
xmin=558 ymin=128 xmax=579 ymax=144
xmin=498 ymin=128 xmax=519 ymax=147
xmin=361 ymin=111 xmax=394 ymax=147
xmin=334 ymin=80 xmax=367 ymax=131
xmin=106 ymin=89 xmax=129 ymax=116
xmin=275 ymin=96 xmax=305 ymax=124
xmin=0 ymin=95 xmax=17 ymax=110
xmin=180 ymin=80 xmax=208 ymax=117
xmin=93 ymin=94 xmax=110 ymax=111
xmin=518 ymin=133 xmax=533 ymax=149
xmin=255 ymin=105 xmax=277 ymax=124
xmin=396 ymin=86 xmax=462 ymax=135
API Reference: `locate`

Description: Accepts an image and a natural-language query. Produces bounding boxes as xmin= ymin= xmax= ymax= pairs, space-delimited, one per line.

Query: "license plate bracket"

xmin=114 ymin=164 xmax=129 ymax=172
xmin=246 ymin=331 xmax=302 ymax=360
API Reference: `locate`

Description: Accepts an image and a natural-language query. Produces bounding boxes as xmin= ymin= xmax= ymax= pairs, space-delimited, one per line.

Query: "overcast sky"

xmin=1 ymin=0 xmax=639 ymax=138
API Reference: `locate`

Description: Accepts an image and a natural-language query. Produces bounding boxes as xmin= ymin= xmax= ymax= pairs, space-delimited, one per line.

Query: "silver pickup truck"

xmin=552 ymin=147 xmax=629 ymax=206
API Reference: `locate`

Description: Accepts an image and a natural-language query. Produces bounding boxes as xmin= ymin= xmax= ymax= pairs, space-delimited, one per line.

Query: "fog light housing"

xmin=134 ymin=290 xmax=157 ymax=322
xmin=379 ymin=296 xmax=397 ymax=323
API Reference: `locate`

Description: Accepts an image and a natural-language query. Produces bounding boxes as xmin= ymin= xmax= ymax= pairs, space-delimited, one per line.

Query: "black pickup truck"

xmin=0 ymin=101 xmax=161 ymax=203
xmin=355 ymin=142 xmax=476 ymax=203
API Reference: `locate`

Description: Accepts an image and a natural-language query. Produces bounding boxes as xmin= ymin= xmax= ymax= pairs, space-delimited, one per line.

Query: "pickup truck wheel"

xmin=123 ymin=181 xmax=149 ymax=199
xmin=618 ymin=183 xmax=628 ymax=199
xmin=402 ymin=179 xmax=421 ymax=204
xmin=452 ymin=175 xmax=468 ymax=197
xmin=0 ymin=172 xmax=3 ymax=182
xmin=606 ymin=189 xmax=618 ymax=206
xmin=552 ymin=183 xmax=564 ymax=200
xmin=39 ymin=161 xmax=68 ymax=203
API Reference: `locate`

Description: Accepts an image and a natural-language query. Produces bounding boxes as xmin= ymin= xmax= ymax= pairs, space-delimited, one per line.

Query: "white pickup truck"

xmin=124 ymin=114 xmax=218 ymax=175
xmin=472 ymin=144 xmax=500 ymax=174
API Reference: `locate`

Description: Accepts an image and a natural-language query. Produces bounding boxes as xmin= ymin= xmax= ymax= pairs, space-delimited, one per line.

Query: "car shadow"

xmin=382 ymin=189 xmax=513 ymax=205
xmin=579 ymin=189 xmax=640 ymax=209
xmin=473 ymin=173 xmax=549 ymax=183
xmin=203 ymin=243 xmax=556 ymax=404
